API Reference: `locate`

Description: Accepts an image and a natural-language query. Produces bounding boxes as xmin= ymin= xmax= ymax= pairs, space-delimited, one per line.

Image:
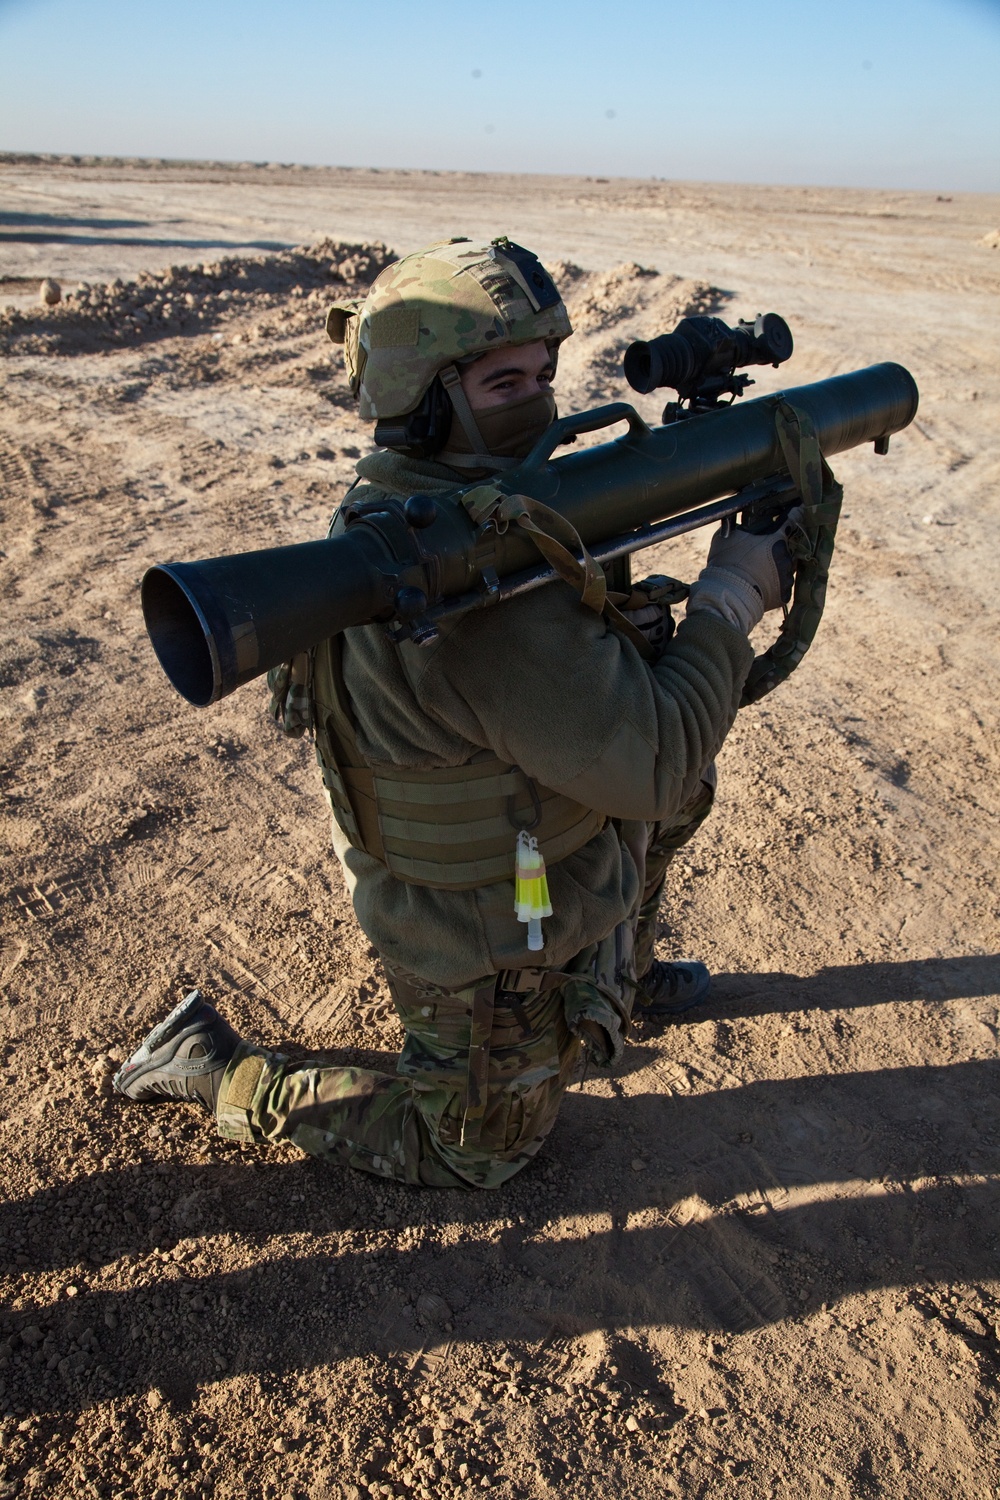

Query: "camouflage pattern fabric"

xmin=740 ymin=399 xmax=843 ymax=706
xmin=266 ymin=652 xmax=314 ymax=739
xmin=326 ymin=237 xmax=572 ymax=421
xmin=214 ymin=925 xmax=634 ymax=1190
xmin=210 ymin=757 xmax=711 ymax=1191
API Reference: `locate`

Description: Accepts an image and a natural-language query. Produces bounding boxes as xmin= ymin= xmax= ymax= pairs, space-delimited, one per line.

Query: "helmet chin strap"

xmin=437 ymin=365 xmax=520 ymax=471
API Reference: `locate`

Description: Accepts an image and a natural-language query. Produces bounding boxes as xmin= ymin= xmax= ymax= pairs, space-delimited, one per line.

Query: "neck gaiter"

xmin=440 ymin=388 xmax=557 ymax=471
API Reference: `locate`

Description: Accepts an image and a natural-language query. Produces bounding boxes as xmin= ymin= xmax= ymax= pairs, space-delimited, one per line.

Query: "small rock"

xmin=91 ymin=1056 xmax=119 ymax=1096
xmin=630 ymin=1157 xmax=646 ymax=1172
xmin=625 ymin=1414 xmax=640 ymax=1432
xmin=39 ymin=278 xmax=62 ymax=306
xmin=146 ymin=1389 xmax=163 ymax=1410
xmin=273 ymin=1436 xmax=291 ymax=1453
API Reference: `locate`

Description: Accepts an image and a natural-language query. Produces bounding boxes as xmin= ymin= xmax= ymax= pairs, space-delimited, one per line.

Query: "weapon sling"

xmin=740 ymin=399 xmax=844 ymax=706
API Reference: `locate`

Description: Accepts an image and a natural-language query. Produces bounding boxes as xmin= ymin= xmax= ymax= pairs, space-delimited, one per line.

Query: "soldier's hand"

xmin=687 ymin=508 xmax=802 ymax=635
xmin=618 ymin=575 xmax=687 ymax=655
xmin=704 ymin=509 xmax=801 ymax=611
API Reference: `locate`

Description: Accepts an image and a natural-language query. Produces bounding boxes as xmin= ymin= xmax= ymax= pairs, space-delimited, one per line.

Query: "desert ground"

xmin=1 ymin=154 xmax=999 ymax=1500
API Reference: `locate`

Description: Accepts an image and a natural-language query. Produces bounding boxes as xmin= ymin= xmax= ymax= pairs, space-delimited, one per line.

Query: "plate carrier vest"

xmin=311 ymin=634 xmax=606 ymax=892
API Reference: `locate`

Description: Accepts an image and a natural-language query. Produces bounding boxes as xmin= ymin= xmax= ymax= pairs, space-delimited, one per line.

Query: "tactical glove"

xmin=616 ymin=574 xmax=688 ymax=655
xmin=687 ymin=509 xmax=801 ymax=635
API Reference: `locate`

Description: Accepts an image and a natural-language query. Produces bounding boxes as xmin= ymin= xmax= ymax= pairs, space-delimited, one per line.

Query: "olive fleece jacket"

xmin=324 ymin=450 xmax=755 ymax=987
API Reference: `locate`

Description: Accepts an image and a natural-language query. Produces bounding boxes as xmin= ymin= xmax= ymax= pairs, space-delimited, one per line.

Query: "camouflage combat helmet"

xmin=326 ymin=236 xmax=573 ymax=421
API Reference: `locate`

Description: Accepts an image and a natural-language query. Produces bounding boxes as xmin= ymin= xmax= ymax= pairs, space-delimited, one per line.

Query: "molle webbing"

xmin=313 ymin=639 xmax=604 ymax=891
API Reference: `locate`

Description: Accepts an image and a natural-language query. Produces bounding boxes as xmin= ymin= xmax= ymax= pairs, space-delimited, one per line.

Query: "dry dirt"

xmin=1 ymin=156 xmax=1000 ymax=1500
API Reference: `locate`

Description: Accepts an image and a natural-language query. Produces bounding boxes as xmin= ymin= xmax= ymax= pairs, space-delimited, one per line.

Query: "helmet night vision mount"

xmin=623 ymin=313 xmax=794 ymax=420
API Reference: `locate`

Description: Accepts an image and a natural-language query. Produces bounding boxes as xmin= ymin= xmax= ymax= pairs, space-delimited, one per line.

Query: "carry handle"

xmin=516 ymin=402 xmax=652 ymax=471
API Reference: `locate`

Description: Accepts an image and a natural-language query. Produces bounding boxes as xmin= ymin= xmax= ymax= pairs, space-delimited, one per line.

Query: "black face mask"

xmin=439 ymin=389 xmax=557 ymax=471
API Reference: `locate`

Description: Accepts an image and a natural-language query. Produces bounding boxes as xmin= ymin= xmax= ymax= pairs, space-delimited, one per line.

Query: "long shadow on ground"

xmin=2 ymin=1043 xmax=997 ymax=1416
xmin=709 ymin=952 xmax=1000 ymax=1019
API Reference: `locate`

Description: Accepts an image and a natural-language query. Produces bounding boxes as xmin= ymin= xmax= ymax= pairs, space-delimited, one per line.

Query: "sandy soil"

xmin=1 ymin=156 xmax=1000 ymax=1500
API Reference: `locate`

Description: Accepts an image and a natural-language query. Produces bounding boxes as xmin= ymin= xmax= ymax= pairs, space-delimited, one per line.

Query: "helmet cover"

xmin=326 ymin=237 xmax=573 ymax=421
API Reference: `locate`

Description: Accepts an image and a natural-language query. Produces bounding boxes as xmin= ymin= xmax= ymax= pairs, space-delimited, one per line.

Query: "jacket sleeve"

xmin=402 ymin=583 xmax=754 ymax=823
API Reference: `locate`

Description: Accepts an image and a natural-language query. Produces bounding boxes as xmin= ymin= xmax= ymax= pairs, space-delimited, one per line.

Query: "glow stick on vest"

xmin=514 ymin=830 xmax=553 ymax=952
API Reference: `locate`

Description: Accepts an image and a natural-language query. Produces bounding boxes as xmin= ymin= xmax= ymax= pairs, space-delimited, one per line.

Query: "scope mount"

xmin=661 ymin=358 xmax=757 ymax=423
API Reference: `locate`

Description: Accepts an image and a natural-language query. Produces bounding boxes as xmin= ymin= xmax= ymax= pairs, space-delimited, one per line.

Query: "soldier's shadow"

xmin=323 ymin=950 xmax=1000 ymax=1083
xmin=679 ymin=950 xmax=1000 ymax=1022
xmin=1 ymin=954 xmax=997 ymax=1416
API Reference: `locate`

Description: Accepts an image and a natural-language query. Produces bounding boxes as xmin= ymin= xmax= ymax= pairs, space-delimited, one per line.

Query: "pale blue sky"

xmin=1 ymin=0 xmax=998 ymax=191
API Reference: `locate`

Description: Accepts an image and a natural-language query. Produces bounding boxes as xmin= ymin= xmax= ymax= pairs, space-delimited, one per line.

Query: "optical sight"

xmin=623 ymin=313 xmax=793 ymax=416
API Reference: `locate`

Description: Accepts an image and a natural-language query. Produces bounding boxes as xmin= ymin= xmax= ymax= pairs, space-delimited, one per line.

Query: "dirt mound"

xmin=553 ymin=265 xmax=727 ymax=410
xmin=545 ymin=259 xmax=588 ymax=287
xmin=0 ymin=240 xmax=394 ymax=357
xmin=564 ymin=261 xmax=660 ymax=334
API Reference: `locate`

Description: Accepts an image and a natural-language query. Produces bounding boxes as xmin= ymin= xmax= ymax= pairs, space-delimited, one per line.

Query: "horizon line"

xmin=2 ymin=150 xmax=998 ymax=202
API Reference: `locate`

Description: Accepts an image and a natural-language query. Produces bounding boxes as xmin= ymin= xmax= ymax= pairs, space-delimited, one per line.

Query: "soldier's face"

xmin=460 ymin=339 xmax=555 ymax=411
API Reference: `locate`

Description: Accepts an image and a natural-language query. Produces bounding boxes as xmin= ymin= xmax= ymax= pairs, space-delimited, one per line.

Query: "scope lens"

xmin=623 ymin=332 xmax=694 ymax=394
xmin=623 ymin=340 xmax=654 ymax=393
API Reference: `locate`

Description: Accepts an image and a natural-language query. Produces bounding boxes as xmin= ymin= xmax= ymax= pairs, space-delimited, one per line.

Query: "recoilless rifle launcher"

xmin=141 ymin=314 xmax=918 ymax=709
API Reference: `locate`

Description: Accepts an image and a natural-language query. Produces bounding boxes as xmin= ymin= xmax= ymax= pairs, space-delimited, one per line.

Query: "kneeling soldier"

xmin=116 ymin=238 xmax=794 ymax=1188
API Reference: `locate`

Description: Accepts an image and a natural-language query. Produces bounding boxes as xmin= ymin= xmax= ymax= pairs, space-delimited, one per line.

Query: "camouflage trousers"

xmin=215 ymin=925 xmax=632 ymax=1190
xmin=214 ymin=775 xmax=715 ymax=1190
